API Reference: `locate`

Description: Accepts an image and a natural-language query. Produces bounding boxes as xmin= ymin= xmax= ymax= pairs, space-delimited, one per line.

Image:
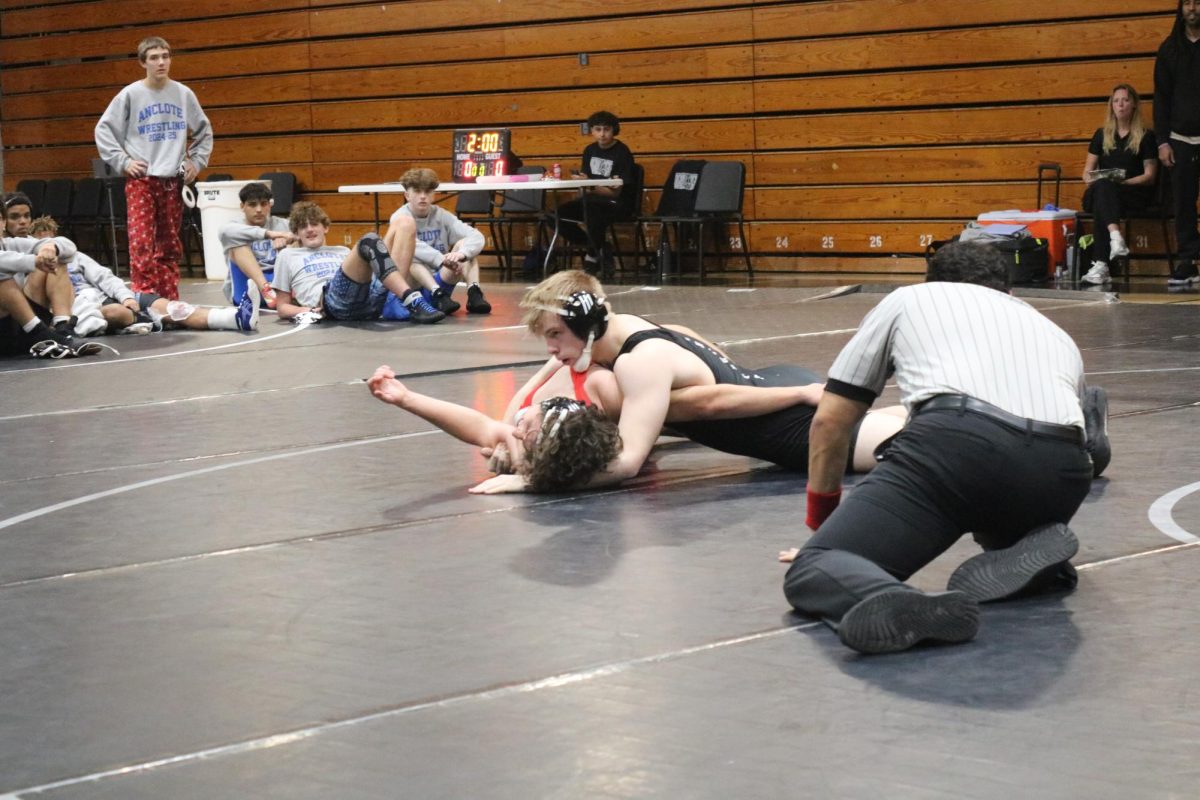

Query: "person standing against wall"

xmin=95 ymin=36 xmax=213 ymax=300
xmin=1155 ymin=0 xmax=1200 ymax=286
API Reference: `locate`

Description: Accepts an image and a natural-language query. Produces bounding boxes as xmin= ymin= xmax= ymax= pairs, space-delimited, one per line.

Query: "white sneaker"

xmin=1081 ymin=261 xmax=1111 ymax=285
xmin=1109 ymin=233 xmax=1129 ymax=258
xmin=118 ymin=321 xmax=154 ymax=335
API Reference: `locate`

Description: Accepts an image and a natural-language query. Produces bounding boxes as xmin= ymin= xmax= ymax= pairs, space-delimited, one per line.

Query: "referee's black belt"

xmin=914 ymin=394 xmax=1085 ymax=445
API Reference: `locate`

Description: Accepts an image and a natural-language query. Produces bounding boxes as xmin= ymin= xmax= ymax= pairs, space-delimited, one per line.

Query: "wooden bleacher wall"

xmin=0 ymin=0 xmax=1176 ymax=275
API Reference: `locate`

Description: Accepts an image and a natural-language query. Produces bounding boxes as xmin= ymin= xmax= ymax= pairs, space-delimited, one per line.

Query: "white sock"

xmin=206 ymin=307 xmax=239 ymax=330
xmin=22 ymin=317 xmax=41 ymax=333
xmin=52 ymin=315 xmax=70 ymax=325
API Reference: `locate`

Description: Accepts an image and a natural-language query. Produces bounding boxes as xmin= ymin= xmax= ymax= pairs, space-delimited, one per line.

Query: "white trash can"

xmin=190 ymin=179 xmax=271 ymax=281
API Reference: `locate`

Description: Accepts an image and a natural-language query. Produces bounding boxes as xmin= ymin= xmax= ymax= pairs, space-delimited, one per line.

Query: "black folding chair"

xmin=494 ymin=166 xmax=547 ymax=279
xmin=603 ymin=162 xmax=645 ymax=276
xmin=15 ymin=179 xmax=46 ymax=217
xmin=454 ymin=188 xmax=499 ymax=270
xmin=69 ymin=178 xmax=105 ymax=255
xmin=693 ymin=161 xmax=752 ymax=281
xmin=637 ymin=159 xmax=707 ymax=281
xmin=99 ymin=177 xmax=128 ymax=272
xmin=258 ymin=171 xmax=296 ymax=216
xmin=42 ymin=179 xmax=74 ymax=232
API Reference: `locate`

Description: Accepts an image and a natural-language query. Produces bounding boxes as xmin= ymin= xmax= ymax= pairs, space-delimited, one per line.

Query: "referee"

xmin=784 ymin=242 xmax=1096 ymax=654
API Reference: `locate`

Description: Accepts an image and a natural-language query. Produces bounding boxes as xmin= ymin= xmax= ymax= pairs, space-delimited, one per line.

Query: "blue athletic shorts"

xmin=322 ymin=270 xmax=389 ymax=320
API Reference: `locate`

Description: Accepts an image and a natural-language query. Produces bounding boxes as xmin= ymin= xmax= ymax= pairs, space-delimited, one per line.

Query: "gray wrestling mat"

xmin=1 ymin=278 xmax=1197 ymax=798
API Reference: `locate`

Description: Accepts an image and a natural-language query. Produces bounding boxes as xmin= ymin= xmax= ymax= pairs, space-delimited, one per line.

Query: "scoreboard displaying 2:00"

xmin=451 ymin=128 xmax=512 ymax=181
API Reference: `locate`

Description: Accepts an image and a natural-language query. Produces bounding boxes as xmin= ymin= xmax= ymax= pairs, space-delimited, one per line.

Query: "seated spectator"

xmin=3 ymin=192 xmax=77 ymax=334
xmin=1 ymin=225 xmax=88 ymax=357
xmin=273 ymin=201 xmax=444 ymax=324
xmin=384 ymin=168 xmax=491 ymax=316
xmin=1080 ymin=84 xmax=1159 ymax=286
xmin=30 ymin=216 xmax=259 ymax=335
xmin=554 ymin=110 xmax=637 ymax=274
xmin=219 ymin=181 xmax=294 ymax=309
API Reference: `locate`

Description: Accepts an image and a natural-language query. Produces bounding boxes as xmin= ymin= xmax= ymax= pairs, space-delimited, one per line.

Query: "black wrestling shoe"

xmin=837 ymin=590 xmax=979 ymax=654
xmin=53 ymin=315 xmax=78 ymax=336
xmin=431 ymin=288 xmax=461 ymax=315
xmin=947 ymin=523 xmax=1079 ymax=603
xmin=1083 ymin=385 xmax=1110 ymax=478
xmin=466 ymin=284 xmax=491 ymax=314
xmin=405 ymin=292 xmax=446 ymax=324
xmin=23 ymin=321 xmax=74 ymax=350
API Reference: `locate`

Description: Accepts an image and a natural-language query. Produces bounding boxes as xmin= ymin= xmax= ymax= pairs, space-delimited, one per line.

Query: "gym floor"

xmin=1 ymin=276 xmax=1198 ymax=799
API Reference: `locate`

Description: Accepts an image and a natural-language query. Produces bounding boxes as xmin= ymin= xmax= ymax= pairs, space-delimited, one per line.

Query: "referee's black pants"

xmin=783 ymin=407 xmax=1094 ymax=624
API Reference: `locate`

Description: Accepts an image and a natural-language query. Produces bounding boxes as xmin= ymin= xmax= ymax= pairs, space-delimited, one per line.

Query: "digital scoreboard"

xmin=451 ymin=128 xmax=512 ymax=181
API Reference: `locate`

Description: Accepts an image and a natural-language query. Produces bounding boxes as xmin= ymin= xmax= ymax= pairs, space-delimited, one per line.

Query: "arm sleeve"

xmin=826 ymin=291 xmax=905 ymax=399
xmin=446 ymin=214 xmax=485 ymax=259
xmin=413 ymin=237 xmax=444 ymax=267
xmin=0 ymin=250 xmax=36 ymax=277
xmin=80 ymin=253 xmax=133 ymax=302
xmin=220 ymin=222 xmax=267 ymax=251
xmin=1154 ymin=49 xmax=1174 ymax=142
xmin=184 ymin=88 xmax=213 ymax=170
xmin=94 ymin=90 xmax=132 ymax=175
xmin=1087 ymin=129 xmax=1104 ymax=157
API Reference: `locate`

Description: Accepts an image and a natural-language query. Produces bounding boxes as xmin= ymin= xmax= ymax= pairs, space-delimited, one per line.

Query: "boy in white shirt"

xmin=273 ymin=202 xmax=443 ymax=324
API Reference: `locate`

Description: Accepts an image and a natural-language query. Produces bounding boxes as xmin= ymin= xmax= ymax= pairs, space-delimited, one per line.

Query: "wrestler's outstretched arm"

xmin=368 ymin=365 xmax=517 ymax=451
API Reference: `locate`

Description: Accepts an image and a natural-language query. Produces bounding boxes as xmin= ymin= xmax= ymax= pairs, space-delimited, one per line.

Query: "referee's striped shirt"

xmin=826 ymin=282 xmax=1086 ymax=429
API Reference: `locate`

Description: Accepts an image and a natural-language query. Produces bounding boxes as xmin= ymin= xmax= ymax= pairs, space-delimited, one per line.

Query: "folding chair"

xmin=693 ymin=161 xmax=752 ymax=282
xmin=636 ymin=159 xmax=707 ymax=281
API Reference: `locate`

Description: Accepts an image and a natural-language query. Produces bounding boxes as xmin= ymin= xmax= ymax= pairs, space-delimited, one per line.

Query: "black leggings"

xmin=1082 ymin=180 xmax=1150 ymax=262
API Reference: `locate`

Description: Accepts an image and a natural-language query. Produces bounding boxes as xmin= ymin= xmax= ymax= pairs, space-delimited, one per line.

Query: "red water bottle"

xmin=552 ymin=163 xmax=562 ymax=180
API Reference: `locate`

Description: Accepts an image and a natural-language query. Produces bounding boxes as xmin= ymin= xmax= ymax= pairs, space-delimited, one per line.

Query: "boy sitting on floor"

xmin=219 ymin=181 xmax=294 ymax=309
xmin=273 ymin=201 xmax=444 ymax=324
xmin=31 ymin=216 xmax=260 ymax=335
xmin=384 ymin=167 xmax=491 ymax=315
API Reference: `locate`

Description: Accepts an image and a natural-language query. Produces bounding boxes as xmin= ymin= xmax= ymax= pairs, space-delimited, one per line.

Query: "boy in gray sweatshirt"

xmin=0 ymin=231 xmax=86 ymax=356
xmin=94 ymin=36 xmax=212 ymax=302
xmin=219 ymin=181 xmax=294 ymax=309
xmin=385 ymin=168 xmax=492 ymax=315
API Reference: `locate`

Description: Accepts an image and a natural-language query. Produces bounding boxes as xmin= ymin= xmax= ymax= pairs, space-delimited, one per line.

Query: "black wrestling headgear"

xmin=560 ymin=291 xmax=608 ymax=341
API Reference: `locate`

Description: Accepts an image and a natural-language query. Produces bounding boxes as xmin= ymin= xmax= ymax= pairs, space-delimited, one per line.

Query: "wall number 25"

xmin=820 ymin=235 xmax=835 ymax=249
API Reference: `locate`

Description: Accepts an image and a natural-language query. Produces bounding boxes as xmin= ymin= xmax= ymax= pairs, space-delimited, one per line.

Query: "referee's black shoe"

xmin=1083 ymin=385 xmax=1110 ymax=478
xmin=947 ymin=523 xmax=1079 ymax=603
xmin=837 ymin=590 xmax=979 ymax=654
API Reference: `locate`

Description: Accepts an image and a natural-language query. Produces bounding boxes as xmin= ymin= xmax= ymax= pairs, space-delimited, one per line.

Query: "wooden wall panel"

xmin=310 ymin=10 xmax=755 ymax=71
xmin=0 ymin=0 xmax=1179 ymax=275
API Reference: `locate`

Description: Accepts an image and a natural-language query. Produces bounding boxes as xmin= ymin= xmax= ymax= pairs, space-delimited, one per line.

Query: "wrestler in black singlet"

xmin=611 ymin=324 xmax=853 ymax=471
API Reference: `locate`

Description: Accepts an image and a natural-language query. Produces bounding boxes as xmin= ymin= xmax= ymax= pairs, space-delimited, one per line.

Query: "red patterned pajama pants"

xmin=126 ymin=176 xmax=183 ymax=300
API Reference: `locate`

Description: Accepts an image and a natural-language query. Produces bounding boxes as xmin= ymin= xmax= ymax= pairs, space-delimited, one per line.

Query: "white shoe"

xmin=1081 ymin=261 xmax=1111 ymax=285
xmin=1109 ymin=233 xmax=1129 ymax=258
xmin=118 ymin=322 xmax=154 ymax=335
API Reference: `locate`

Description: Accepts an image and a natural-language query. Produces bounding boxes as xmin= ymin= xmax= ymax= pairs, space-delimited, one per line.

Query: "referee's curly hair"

xmin=520 ymin=406 xmax=622 ymax=492
xmin=926 ymin=241 xmax=1012 ymax=292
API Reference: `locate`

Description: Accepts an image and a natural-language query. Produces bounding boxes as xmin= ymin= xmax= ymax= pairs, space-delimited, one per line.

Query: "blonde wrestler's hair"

xmin=519 ymin=270 xmax=605 ymax=334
